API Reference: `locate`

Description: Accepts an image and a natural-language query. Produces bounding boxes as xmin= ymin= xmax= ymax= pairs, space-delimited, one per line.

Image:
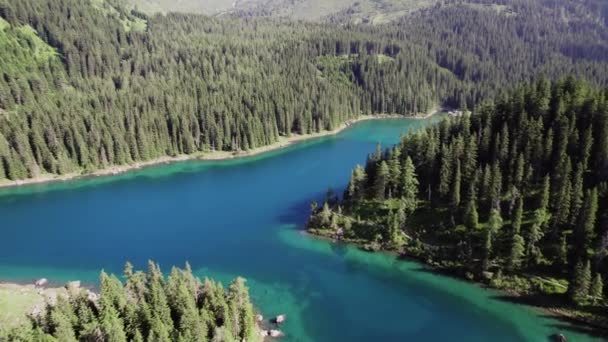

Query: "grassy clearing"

xmin=0 ymin=17 xmax=9 ymax=31
xmin=0 ymin=284 xmax=69 ymax=334
xmin=0 ymin=23 xmax=59 ymax=76
xmin=128 ymin=0 xmax=440 ymax=22
xmin=16 ymin=25 xmax=59 ymax=61
xmin=462 ymin=3 xmax=517 ymax=17
xmin=93 ymin=0 xmax=148 ymax=32
xmin=0 ymin=285 xmax=42 ymax=331
xmin=128 ymin=0 xmax=236 ymax=15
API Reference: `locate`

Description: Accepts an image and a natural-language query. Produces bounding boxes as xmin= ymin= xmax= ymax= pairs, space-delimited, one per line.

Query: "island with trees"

xmin=308 ymin=78 xmax=608 ymax=332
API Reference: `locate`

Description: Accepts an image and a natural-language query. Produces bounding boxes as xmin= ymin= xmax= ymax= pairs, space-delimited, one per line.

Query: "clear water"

xmin=0 ymin=118 xmax=601 ymax=341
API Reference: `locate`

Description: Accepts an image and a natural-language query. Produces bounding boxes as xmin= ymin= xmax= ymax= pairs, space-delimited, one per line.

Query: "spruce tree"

xmin=401 ymin=156 xmax=418 ymax=210
xmin=464 ymin=199 xmax=479 ymax=231
xmin=508 ymin=234 xmax=526 ymax=271
xmin=438 ymin=144 xmax=452 ymax=199
xmin=511 ymin=196 xmax=523 ymax=235
xmin=526 ymin=210 xmax=548 ymax=267
xmin=577 ymin=188 xmax=598 ymax=257
xmin=451 ymin=159 xmax=462 ymax=208
xmin=374 ymin=161 xmax=390 ymax=200
xmin=590 ymin=273 xmax=604 ymax=305
xmin=569 ymin=259 xmax=592 ymax=306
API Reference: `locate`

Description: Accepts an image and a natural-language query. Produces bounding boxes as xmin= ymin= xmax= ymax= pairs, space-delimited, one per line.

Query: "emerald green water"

xmin=0 ymin=118 xmax=601 ymax=341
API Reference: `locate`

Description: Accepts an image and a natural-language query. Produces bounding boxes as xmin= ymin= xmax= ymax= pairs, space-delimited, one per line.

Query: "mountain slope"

xmin=128 ymin=0 xmax=607 ymax=26
xmin=128 ymin=0 xmax=441 ymax=20
xmin=0 ymin=0 xmax=607 ymax=182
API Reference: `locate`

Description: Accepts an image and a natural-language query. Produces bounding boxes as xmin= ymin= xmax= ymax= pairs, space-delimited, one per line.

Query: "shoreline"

xmin=0 ymin=281 xmax=270 ymax=338
xmin=304 ymin=229 xmax=608 ymax=339
xmin=0 ymin=110 xmax=442 ymax=190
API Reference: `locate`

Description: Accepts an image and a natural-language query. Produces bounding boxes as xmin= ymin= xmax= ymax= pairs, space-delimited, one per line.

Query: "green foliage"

xmin=570 ymin=260 xmax=592 ymax=306
xmin=0 ymin=0 xmax=607 ymax=182
xmin=508 ymin=233 xmax=525 ymax=271
xmin=9 ymin=262 xmax=259 ymax=342
xmin=590 ymin=274 xmax=604 ymax=305
xmin=464 ymin=199 xmax=479 ymax=231
xmin=374 ymin=161 xmax=390 ymax=200
xmin=308 ymin=79 xmax=608 ymax=314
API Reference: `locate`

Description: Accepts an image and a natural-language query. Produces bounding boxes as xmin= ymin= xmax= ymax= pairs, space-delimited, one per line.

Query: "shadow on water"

xmin=491 ymin=293 xmax=608 ymax=340
xmin=276 ymin=188 xmax=347 ymax=226
xmin=410 ymin=263 xmax=608 ymax=340
xmin=276 ymin=197 xmax=319 ymax=227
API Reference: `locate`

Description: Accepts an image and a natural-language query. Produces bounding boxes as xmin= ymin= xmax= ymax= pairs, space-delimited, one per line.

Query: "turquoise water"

xmin=0 ymin=118 xmax=601 ymax=341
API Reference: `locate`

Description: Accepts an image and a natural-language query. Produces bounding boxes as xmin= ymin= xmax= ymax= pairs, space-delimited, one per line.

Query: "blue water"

xmin=0 ymin=118 xmax=601 ymax=341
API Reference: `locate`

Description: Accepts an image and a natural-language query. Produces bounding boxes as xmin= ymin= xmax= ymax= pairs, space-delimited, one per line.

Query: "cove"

xmin=0 ymin=118 xmax=600 ymax=342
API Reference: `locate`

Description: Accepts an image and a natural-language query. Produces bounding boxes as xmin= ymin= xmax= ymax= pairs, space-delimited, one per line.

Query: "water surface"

xmin=0 ymin=118 xmax=600 ymax=341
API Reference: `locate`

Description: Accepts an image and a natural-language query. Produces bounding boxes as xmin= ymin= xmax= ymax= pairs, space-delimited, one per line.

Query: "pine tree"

xmin=590 ymin=273 xmax=604 ymax=305
xmin=569 ymin=163 xmax=585 ymax=226
xmin=482 ymin=227 xmax=492 ymax=272
xmin=569 ymin=259 xmax=592 ymax=306
xmin=345 ymin=165 xmax=367 ymax=200
xmin=438 ymin=144 xmax=452 ymax=199
xmin=451 ymin=159 xmax=462 ymax=208
xmin=508 ymin=234 xmax=526 ymax=271
xmin=464 ymin=199 xmax=479 ymax=231
xmin=489 ymin=162 xmax=502 ymax=208
xmin=526 ymin=210 xmax=548 ymax=267
xmin=556 ymin=234 xmax=568 ymax=268
xmin=488 ymin=209 xmax=503 ymax=234
xmin=374 ymin=161 xmax=390 ymax=200
xmin=511 ymin=196 xmax=523 ymax=234
xmin=539 ymin=175 xmax=550 ymax=212
xmin=401 ymin=156 xmax=418 ymax=210
xmin=577 ymin=188 xmax=598 ymax=257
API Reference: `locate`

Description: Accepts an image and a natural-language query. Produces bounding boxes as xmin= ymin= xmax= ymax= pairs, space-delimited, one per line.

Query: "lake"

xmin=0 ymin=118 xmax=600 ymax=341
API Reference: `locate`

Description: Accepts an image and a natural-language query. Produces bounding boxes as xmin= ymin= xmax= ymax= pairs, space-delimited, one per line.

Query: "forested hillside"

xmin=309 ymin=78 xmax=608 ymax=325
xmin=4 ymin=262 xmax=259 ymax=342
xmin=0 ymin=0 xmax=607 ymax=182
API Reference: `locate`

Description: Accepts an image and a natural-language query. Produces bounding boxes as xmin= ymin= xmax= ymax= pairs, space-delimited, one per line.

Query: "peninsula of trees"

xmin=0 ymin=0 xmax=607 ymax=182
xmin=4 ymin=262 xmax=260 ymax=342
xmin=309 ymin=78 xmax=608 ymax=327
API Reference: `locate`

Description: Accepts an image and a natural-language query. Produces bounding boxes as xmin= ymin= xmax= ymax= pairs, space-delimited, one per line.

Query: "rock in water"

xmin=551 ymin=333 xmax=567 ymax=342
xmin=34 ymin=278 xmax=48 ymax=287
xmin=269 ymin=329 xmax=284 ymax=338
xmin=275 ymin=314 xmax=286 ymax=324
xmin=66 ymin=280 xmax=81 ymax=289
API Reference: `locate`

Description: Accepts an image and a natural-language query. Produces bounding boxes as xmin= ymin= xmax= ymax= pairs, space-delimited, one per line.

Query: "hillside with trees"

xmin=3 ymin=262 xmax=260 ymax=342
xmin=0 ymin=0 xmax=607 ymax=183
xmin=308 ymin=78 xmax=608 ymax=330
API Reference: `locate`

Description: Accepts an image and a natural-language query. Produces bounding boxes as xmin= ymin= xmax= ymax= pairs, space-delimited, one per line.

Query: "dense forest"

xmin=3 ymin=262 xmax=259 ymax=342
xmin=0 ymin=0 xmax=607 ymax=181
xmin=309 ymin=78 xmax=608 ymax=325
